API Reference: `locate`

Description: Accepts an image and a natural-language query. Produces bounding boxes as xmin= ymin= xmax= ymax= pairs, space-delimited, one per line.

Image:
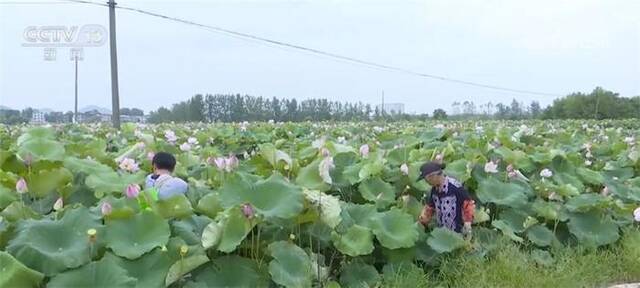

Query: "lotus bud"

xmin=161 ymin=245 xmax=167 ymax=252
xmin=320 ymin=147 xmax=330 ymax=158
xmin=601 ymin=186 xmax=610 ymax=197
xmin=180 ymin=245 xmax=189 ymax=257
xmin=434 ymin=154 xmax=444 ymax=164
xmin=147 ymin=152 xmax=155 ymax=162
xmin=289 ymin=233 xmax=296 ymax=241
xmin=359 ymin=144 xmax=369 ymax=158
xmin=16 ymin=178 xmax=28 ymax=194
xmin=125 ymin=184 xmax=141 ymax=198
xmin=400 ymin=163 xmax=409 ymax=176
xmin=23 ymin=154 xmax=33 ymax=166
xmin=101 ymin=202 xmax=113 ymax=216
xmin=241 ymin=203 xmax=255 ymax=219
xmin=53 ymin=197 xmax=63 ymax=211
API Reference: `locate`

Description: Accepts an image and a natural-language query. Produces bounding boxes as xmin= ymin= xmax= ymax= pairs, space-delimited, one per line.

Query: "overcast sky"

xmin=1 ymin=0 xmax=639 ymax=114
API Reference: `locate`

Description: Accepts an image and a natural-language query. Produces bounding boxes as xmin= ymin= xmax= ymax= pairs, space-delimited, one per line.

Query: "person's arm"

xmin=419 ymin=192 xmax=435 ymax=226
xmin=459 ymin=187 xmax=475 ymax=236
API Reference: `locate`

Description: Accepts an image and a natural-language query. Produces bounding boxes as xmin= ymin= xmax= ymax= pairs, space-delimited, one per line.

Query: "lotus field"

xmin=1 ymin=120 xmax=640 ymax=287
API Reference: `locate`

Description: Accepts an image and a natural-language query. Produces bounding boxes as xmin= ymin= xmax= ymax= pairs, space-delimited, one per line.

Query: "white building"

xmin=30 ymin=110 xmax=46 ymax=124
xmin=376 ymin=103 xmax=405 ymax=114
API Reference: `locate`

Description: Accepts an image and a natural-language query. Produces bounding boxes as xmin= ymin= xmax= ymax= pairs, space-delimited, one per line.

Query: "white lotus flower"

xmin=540 ymin=168 xmax=553 ymax=178
xmin=164 ymin=130 xmax=177 ymax=143
xmin=318 ymin=156 xmax=335 ymax=185
xmin=337 ymin=136 xmax=346 ymax=144
xmin=625 ymin=137 xmax=635 ymax=146
xmin=434 ymin=124 xmax=445 ymax=129
xmin=187 ymin=137 xmax=199 ymax=145
xmin=634 ymin=207 xmax=640 ymax=222
xmin=179 ymin=142 xmax=191 ymax=152
xmin=584 ymin=160 xmax=592 ymax=166
xmin=400 ymin=163 xmax=409 ymax=176
xmin=484 ymin=161 xmax=499 ymax=173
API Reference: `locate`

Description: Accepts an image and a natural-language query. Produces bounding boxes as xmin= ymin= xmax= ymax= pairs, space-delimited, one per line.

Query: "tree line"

xmin=147 ymin=94 xmax=429 ymax=123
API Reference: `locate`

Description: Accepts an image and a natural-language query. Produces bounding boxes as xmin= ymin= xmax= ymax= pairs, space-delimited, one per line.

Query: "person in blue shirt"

xmin=145 ymin=152 xmax=188 ymax=200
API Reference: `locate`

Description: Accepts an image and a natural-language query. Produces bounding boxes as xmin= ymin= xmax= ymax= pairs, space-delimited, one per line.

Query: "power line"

xmin=56 ymin=0 xmax=564 ymax=97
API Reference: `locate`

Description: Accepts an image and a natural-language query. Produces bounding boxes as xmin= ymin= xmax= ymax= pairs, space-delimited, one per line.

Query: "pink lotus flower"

xmin=400 ymin=163 xmax=409 ymax=176
xmin=320 ymin=147 xmax=330 ymax=158
xmin=16 ymin=178 xmax=28 ymax=194
xmin=119 ymin=158 xmax=140 ymax=173
xmin=212 ymin=157 xmax=226 ymax=170
xmin=101 ymin=202 xmax=113 ymax=216
xmin=224 ymin=155 xmax=239 ymax=172
xmin=241 ymin=203 xmax=255 ymax=219
xmin=125 ymin=184 xmax=140 ymax=198
xmin=53 ymin=197 xmax=63 ymax=211
xmin=359 ymin=144 xmax=369 ymax=158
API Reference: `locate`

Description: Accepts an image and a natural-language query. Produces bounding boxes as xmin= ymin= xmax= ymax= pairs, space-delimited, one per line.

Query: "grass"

xmin=383 ymin=228 xmax=640 ymax=288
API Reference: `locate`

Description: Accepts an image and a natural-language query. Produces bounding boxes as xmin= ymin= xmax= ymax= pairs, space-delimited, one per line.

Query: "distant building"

xmin=121 ymin=115 xmax=145 ymax=123
xmin=376 ymin=103 xmax=405 ymax=114
xmin=30 ymin=110 xmax=46 ymax=124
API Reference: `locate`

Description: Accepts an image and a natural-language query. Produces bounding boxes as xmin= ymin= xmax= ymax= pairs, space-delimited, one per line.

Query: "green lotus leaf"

xmin=567 ymin=211 xmax=619 ymax=246
xmin=387 ymin=147 xmax=412 ymax=166
xmin=606 ymin=182 xmax=640 ymax=202
xmin=7 ymin=206 xmax=102 ymax=276
xmin=556 ymin=183 xmax=581 ymax=197
xmin=358 ymin=177 xmax=395 ymax=207
xmin=0 ymin=251 xmax=44 ymax=288
xmin=268 ymin=241 xmax=313 ymax=288
xmin=296 ymin=159 xmax=331 ymax=192
xmin=0 ymin=185 xmax=17 ymax=210
xmin=492 ymin=220 xmax=524 ymax=242
xmin=531 ymin=249 xmax=554 ymax=266
xmin=47 ymin=256 xmax=137 ymax=288
xmin=171 ymin=215 xmax=212 ymax=246
xmin=526 ymin=225 xmax=557 ymax=247
xmin=190 ymin=255 xmax=270 ymax=288
xmin=303 ymin=189 xmax=342 ymax=229
xmin=103 ymin=250 xmax=172 ymax=288
xmin=219 ymin=173 xmax=304 ymax=219
xmin=154 ymin=194 xmax=193 ymax=219
xmin=29 ymin=167 xmax=72 ymax=198
xmin=358 ymin=161 xmax=384 ymax=181
xmin=575 ymin=167 xmax=604 ymax=185
xmin=17 ymin=126 xmax=55 ymax=146
xmin=474 ymin=226 xmax=501 ymax=252
xmin=499 ymin=208 xmax=529 ymax=233
xmin=564 ymin=193 xmax=608 ymax=212
xmin=104 ymin=210 xmax=170 ymax=259
xmin=426 ymin=227 xmax=466 ymax=253
xmin=370 ymin=209 xmax=419 ymax=249
xmin=165 ymin=255 xmax=210 ymax=287
xmin=86 ymin=171 xmax=146 ymax=198
xmin=331 ymin=224 xmax=374 ymax=257
xmin=340 ymin=261 xmax=380 ymax=288
xmin=477 ymin=178 xmax=528 ymax=208
xmin=444 ymin=159 xmax=470 ymax=182
xmin=340 ymin=203 xmax=378 ymax=229
xmin=0 ymin=201 xmax=41 ymax=222
xmin=532 ymin=199 xmax=560 ymax=221
xmin=195 ymin=192 xmax=224 ymax=219
xmin=18 ymin=138 xmax=65 ymax=162
xmin=216 ymin=206 xmax=256 ymax=253
xmin=259 ymin=143 xmax=293 ymax=167
xmin=63 ymin=156 xmax=113 ymax=175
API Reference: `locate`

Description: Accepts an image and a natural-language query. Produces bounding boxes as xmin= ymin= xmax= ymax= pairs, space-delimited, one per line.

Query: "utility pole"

xmin=74 ymin=55 xmax=78 ymax=123
xmin=108 ymin=0 xmax=121 ymax=129
xmin=381 ymin=90 xmax=385 ymax=118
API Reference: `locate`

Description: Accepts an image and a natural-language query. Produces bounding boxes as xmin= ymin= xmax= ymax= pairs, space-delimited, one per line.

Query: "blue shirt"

xmin=145 ymin=174 xmax=188 ymax=200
